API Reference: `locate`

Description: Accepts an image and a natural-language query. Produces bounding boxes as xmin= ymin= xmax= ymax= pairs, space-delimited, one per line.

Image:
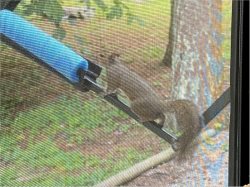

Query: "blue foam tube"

xmin=0 ymin=10 xmax=88 ymax=83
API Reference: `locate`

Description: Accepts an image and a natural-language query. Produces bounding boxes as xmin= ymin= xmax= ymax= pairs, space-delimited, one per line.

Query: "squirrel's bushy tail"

xmin=175 ymin=115 xmax=204 ymax=161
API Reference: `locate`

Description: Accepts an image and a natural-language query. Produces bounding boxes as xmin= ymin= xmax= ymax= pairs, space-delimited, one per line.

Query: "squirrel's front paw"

xmin=98 ymin=91 xmax=107 ymax=98
xmin=106 ymin=89 xmax=121 ymax=96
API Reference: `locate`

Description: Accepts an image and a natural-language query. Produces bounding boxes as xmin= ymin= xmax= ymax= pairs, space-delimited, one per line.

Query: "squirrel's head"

xmin=108 ymin=53 xmax=120 ymax=64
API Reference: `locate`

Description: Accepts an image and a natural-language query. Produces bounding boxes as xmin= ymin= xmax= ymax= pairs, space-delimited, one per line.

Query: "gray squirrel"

xmin=105 ymin=53 xmax=204 ymax=160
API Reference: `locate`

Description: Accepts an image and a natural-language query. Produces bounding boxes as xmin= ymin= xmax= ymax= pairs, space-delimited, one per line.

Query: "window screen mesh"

xmin=1 ymin=0 xmax=232 ymax=186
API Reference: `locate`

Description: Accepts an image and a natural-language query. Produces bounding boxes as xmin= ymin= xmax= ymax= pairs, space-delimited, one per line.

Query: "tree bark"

xmin=169 ymin=0 xmax=224 ymax=113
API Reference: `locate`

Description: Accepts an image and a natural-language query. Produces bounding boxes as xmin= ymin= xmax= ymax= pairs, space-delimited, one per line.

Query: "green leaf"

xmin=21 ymin=0 xmax=64 ymax=26
xmin=106 ymin=4 xmax=123 ymax=20
xmin=93 ymin=0 xmax=107 ymax=12
xmin=106 ymin=8 xmax=116 ymax=20
xmin=43 ymin=0 xmax=64 ymax=25
xmin=33 ymin=0 xmax=45 ymax=16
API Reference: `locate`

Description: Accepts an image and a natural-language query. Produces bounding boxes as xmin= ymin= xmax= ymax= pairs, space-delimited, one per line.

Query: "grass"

xmin=1 ymin=96 xmax=153 ymax=186
xmin=9 ymin=96 xmax=130 ymax=144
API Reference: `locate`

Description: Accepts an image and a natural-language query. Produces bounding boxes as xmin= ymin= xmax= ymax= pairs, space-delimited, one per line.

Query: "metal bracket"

xmin=76 ymin=59 xmax=103 ymax=92
xmin=0 ymin=0 xmax=22 ymax=11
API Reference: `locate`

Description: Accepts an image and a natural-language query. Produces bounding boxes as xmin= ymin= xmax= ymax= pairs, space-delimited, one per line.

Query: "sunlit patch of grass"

xmin=142 ymin=46 xmax=165 ymax=60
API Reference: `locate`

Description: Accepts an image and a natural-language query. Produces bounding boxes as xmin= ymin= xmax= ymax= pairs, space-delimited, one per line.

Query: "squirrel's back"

xmin=107 ymin=54 xmax=159 ymax=101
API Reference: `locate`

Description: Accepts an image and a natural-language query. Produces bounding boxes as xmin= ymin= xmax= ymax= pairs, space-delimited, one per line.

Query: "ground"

xmin=127 ymin=129 xmax=229 ymax=186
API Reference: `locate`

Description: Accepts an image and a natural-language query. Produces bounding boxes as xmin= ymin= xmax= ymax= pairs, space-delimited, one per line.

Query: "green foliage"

xmin=106 ymin=1 xmax=123 ymax=20
xmin=93 ymin=0 xmax=108 ymax=12
xmin=22 ymin=0 xmax=64 ymax=25
xmin=105 ymin=0 xmax=144 ymax=26
xmin=18 ymin=0 xmax=143 ymax=39
xmin=18 ymin=0 xmax=65 ymax=40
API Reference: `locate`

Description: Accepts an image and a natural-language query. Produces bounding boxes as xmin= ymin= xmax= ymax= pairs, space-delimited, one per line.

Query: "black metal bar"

xmin=143 ymin=123 xmax=177 ymax=144
xmin=228 ymin=0 xmax=246 ymax=185
xmin=78 ymin=78 xmax=178 ymax=144
xmin=104 ymin=93 xmax=177 ymax=144
xmin=202 ymin=87 xmax=230 ymax=125
xmin=77 ymin=72 xmax=104 ymax=93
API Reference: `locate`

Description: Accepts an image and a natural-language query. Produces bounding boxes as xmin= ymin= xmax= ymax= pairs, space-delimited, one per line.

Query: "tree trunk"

xmin=169 ymin=0 xmax=224 ymax=113
xmin=168 ymin=1 xmax=230 ymax=184
xmin=162 ymin=0 xmax=179 ymax=67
